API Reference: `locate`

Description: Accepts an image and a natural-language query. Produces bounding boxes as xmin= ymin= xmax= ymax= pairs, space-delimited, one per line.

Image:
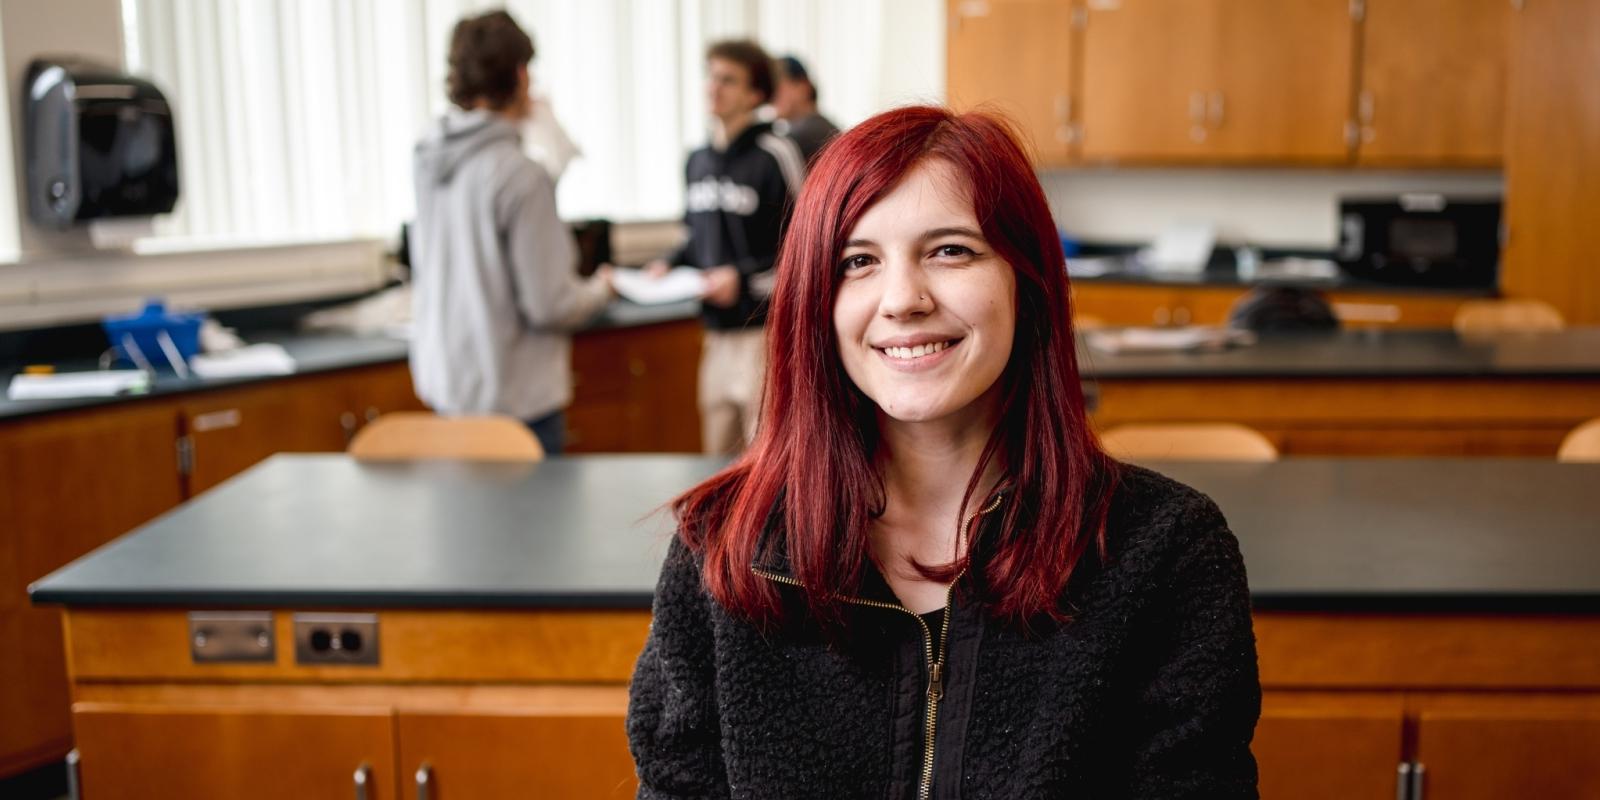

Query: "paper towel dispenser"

xmin=24 ymin=58 xmax=180 ymax=229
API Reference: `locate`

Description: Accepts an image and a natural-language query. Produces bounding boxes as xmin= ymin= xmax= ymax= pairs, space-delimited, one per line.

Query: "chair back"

xmin=1557 ymin=418 xmax=1600 ymax=463
xmin=348 ymin=412 xmax=545 ymax=462
xmin=1100 ymin=423 xmax=1279 ymax=462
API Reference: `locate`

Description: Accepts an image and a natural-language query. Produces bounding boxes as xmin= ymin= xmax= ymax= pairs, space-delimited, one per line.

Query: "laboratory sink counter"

xmin=26 ymin=454 xmax=1600 ymax=799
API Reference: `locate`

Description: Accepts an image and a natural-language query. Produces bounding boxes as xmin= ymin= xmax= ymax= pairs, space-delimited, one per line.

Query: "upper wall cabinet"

xmin=947 ymin=0 xmax=1078 ymax=166
xmin=1079 ymin=0 xmax=1354 ymax=163
xmin=1356 ymin=0 xmax=1509 ymax=166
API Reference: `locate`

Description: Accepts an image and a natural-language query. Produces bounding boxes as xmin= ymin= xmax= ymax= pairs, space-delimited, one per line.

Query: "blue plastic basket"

xmin=102 ymin=300 xmax=204 ymax=372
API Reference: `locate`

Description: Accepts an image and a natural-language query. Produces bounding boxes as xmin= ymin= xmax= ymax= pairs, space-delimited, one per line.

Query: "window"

xmin=121 ymin=0 xmax=944 ymax=247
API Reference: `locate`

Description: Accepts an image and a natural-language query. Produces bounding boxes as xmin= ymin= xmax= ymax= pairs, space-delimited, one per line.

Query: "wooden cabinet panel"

xmin=73 ymin=705 xmax=398 ymax=800
xmin=397 ymin=708 xmax=637 ymax=799
xmin=1416 ymin=709 xmax=1600 ymax=799
xmin=1080 ymin=0 xmax=1218 ymax=160
xmin=947 ymin=0 xmax=1077 ymax=165
xmin=1357 ymin=0 xmax=1508 ymax=165
xmin=1210 ymin=0 xmax=1354 ymax=161
xmin=178 ymin=374 xmax=352 ymax=494
xmin=1501 ymin=0 xmax=1600 ymax=325
xmin=569 ymin=319 xmax=701 ymax=453
xmin=0 ymin=609 xmax=72 ymax=776
xmin=1255 ymin=694 xmax=1405 ymax=800
xmin=0 ymin=401 xmax=182 ymax=599
xmin=1081 ymin=0 xmax=1352 ymax=162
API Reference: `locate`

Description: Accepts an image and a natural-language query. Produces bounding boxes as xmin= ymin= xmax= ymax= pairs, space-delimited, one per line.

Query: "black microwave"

xmin=1335 ymin=195 xmax=1501 ymax=288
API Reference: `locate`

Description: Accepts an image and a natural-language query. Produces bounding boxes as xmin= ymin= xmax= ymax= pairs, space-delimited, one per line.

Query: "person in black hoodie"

xmin=628 ymin=106 xmax=1260 ymax=799
xmin=646 ymin=40 xmax=805 ymax=454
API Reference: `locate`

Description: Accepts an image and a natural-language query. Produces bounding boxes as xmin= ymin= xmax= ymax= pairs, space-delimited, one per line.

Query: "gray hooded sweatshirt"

xmin=410 ymin=109 xmax=609 ymax=421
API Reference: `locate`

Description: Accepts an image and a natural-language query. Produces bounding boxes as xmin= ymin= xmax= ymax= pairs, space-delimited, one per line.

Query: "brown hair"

xmin=706 ymin=39 xmax=774 ymax=104
xmin=447 ymin=10 xmax=535 ymax=111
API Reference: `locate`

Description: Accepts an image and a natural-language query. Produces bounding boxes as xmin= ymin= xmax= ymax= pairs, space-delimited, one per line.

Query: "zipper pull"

xmin=928 ymin=662 xmax=944 ymax=701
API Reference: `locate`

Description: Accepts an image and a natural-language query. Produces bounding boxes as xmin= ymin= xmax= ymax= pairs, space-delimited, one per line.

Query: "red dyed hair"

xmin=674 ymin=105 xmax=1118 ymax=628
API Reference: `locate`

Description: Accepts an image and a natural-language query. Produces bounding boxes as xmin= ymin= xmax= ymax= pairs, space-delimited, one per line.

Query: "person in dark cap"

xmin=772 ymin=55 xmax=841 ymax=164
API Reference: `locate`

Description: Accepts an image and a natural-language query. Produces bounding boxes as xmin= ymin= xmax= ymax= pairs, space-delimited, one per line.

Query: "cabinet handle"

xmin=340 ymin=411 xmax=359 ymax=443
xmin=1358 ymin=90 xmax=1375 ymax=124
xmin=365 ymin=406 xmax=380 ymax=423
xmin=1153 ymin=306 xmax=1172 ymax=326
xmin=1189 ymin=91 xmax=1205 ymax=122
xmin=354 ymin=762 xmax=373 ymax=800
xmin=415 ymin=762 xmax=435 ymax=800
xmin=1172 ymin=306 xmax=1192 ymax=326
xmin=1410 ymin=762 xmax=1426 ymax=800
xmin=1395 ymin=762 xmax=1411 ymax=800
xmin=65 ymin=748 xmax=82 ymax=800
xmin=1207 ymin=91 xmax=1225 ymax=127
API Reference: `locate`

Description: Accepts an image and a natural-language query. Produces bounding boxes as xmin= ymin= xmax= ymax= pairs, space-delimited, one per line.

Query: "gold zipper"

xmin=750 ymin=493 xmax=1003 ymax=800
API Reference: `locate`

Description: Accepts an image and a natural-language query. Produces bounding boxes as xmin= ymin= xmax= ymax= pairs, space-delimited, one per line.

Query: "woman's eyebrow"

xmin=919 ymin=225 xmax=984 ymax=241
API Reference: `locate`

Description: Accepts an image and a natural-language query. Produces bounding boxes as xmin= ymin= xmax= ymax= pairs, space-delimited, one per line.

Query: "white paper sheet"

xmin=612 ymin=267 xmax=707 ymax=305
xmin=190 ymin=343 xmax=297 ymax=379
xmin=8 ymin=370 xmax=150 ymax=400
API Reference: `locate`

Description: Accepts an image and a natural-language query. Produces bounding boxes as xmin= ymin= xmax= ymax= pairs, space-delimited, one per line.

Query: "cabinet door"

xmin=1500 ymin=0 xmax=1600 ymax=325
xmin=396 ymin=709 xmax=637 ymax=799
xmin=1254 ymin=696 xmax=1405 ymax=800
xmin=179 ymin=373 xmax=351 ymax=494
xmin=947 ymin=0 xmax=1077 ymax=165
xmin=1079 ymin=0 xmax=1219 ymax=160
xmin=569 ymin=319 xmax=702 ymax=453
xmin=73 ymin=705 xmax=398 ymax=800
xmin=338 ymin=362 xmax=428 ymax=445
xmin=1416 ymin=709 xmax=1600 ymax=799
xmin=1357 ymin=0 xmax=1508 ymax=166
xmin=1209 ymin=0 xmax=1354 ymax=162
xmin=0 ymin=403 xmax=183 ymax=775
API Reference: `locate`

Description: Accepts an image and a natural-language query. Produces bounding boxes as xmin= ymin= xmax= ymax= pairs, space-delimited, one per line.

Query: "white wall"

xmin=1042 ymin=167 xmax=1504 ymax=249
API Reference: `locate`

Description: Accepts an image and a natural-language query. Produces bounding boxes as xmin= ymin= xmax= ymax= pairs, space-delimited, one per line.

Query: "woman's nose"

xmin=878 ymin=260 xmax=934 ymax=319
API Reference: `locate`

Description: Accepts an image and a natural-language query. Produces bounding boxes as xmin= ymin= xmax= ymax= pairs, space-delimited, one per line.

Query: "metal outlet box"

xmin=292 ymin=612 xmax=380 ymax=666
xmin=188 ymin=611 xmax=275 ymax=663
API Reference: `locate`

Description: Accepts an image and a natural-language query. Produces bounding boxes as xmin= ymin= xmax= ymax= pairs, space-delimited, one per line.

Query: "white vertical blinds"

xmin=120 ymin=0 xmax=943 ymax=246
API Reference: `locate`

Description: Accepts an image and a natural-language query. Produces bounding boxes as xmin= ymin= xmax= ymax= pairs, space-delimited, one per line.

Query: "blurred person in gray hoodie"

xmin=410 ymin=10 xmax=611 ymax=455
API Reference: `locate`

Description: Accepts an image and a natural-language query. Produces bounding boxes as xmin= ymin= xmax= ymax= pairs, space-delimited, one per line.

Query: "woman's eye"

xmin=933 ymin=244 xmax=974 ymax=258
xmin=839 ymin=254 xmax=874 ymax=272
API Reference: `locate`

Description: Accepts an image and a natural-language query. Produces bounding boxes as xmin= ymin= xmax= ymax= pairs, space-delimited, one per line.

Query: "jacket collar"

xmin=749 ymin=485 xmax=1012 ymax=598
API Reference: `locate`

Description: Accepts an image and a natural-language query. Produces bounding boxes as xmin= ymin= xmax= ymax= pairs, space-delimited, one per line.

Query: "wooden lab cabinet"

xmin=397 ymin=709 xmax=636 ymax=798
xmin=1071 ymin=282 xmax=1470 ymax=328
xmin=1355 ymin=0 xmax=1510 ymax=166
xmin=947 ymin=0 xmax=1078 ymax=165
xmin=950 ymin=0 xmax=1513 ymax=167
xmin=72 ymin=706 xmax=400 ymax=800
xmin=0 ymin=360 xmax=420 ymax=780
xmin=1250 ymin=614 xmax=1600 ymax=800
xmin=57 ymin=608 xmax=645 ymax=799
xmin=568 ymin=318 xmax=702 ymax=453
xmin=1079 ymin=0 xmax=1354 ymax=163
xmin=0 ymin=402 xmax=183 ymax=778
xmin=176 ymin=362 xmax=423 ymax=495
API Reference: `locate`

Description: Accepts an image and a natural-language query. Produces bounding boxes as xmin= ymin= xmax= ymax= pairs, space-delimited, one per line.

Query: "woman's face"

xmin=833 ymin=160 xmax=1017 ymax=427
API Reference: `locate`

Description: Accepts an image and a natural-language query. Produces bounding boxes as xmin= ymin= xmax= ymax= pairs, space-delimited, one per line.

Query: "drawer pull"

xmin=354 ymin=762 xmax=373 ymax=800
xmin=416 ymin=761 xmax=435 ymax=800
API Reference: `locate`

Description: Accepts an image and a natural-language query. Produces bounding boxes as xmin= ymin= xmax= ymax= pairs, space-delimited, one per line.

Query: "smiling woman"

xmin=628 ymin=106 xmax=1262 ymax=799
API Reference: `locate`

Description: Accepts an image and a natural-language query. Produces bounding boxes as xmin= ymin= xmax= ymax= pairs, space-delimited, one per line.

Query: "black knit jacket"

xmin=627 ymin=465 xmax=1261 ymax=799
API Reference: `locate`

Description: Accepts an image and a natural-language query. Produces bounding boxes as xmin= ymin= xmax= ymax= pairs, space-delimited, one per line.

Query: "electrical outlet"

xmin=292 ymin=612 xmax=380 ymax=666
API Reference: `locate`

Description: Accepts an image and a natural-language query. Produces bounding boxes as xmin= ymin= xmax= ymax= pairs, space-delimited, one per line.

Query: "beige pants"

xmin=698 ymin=327 xmax=766 ymax=454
